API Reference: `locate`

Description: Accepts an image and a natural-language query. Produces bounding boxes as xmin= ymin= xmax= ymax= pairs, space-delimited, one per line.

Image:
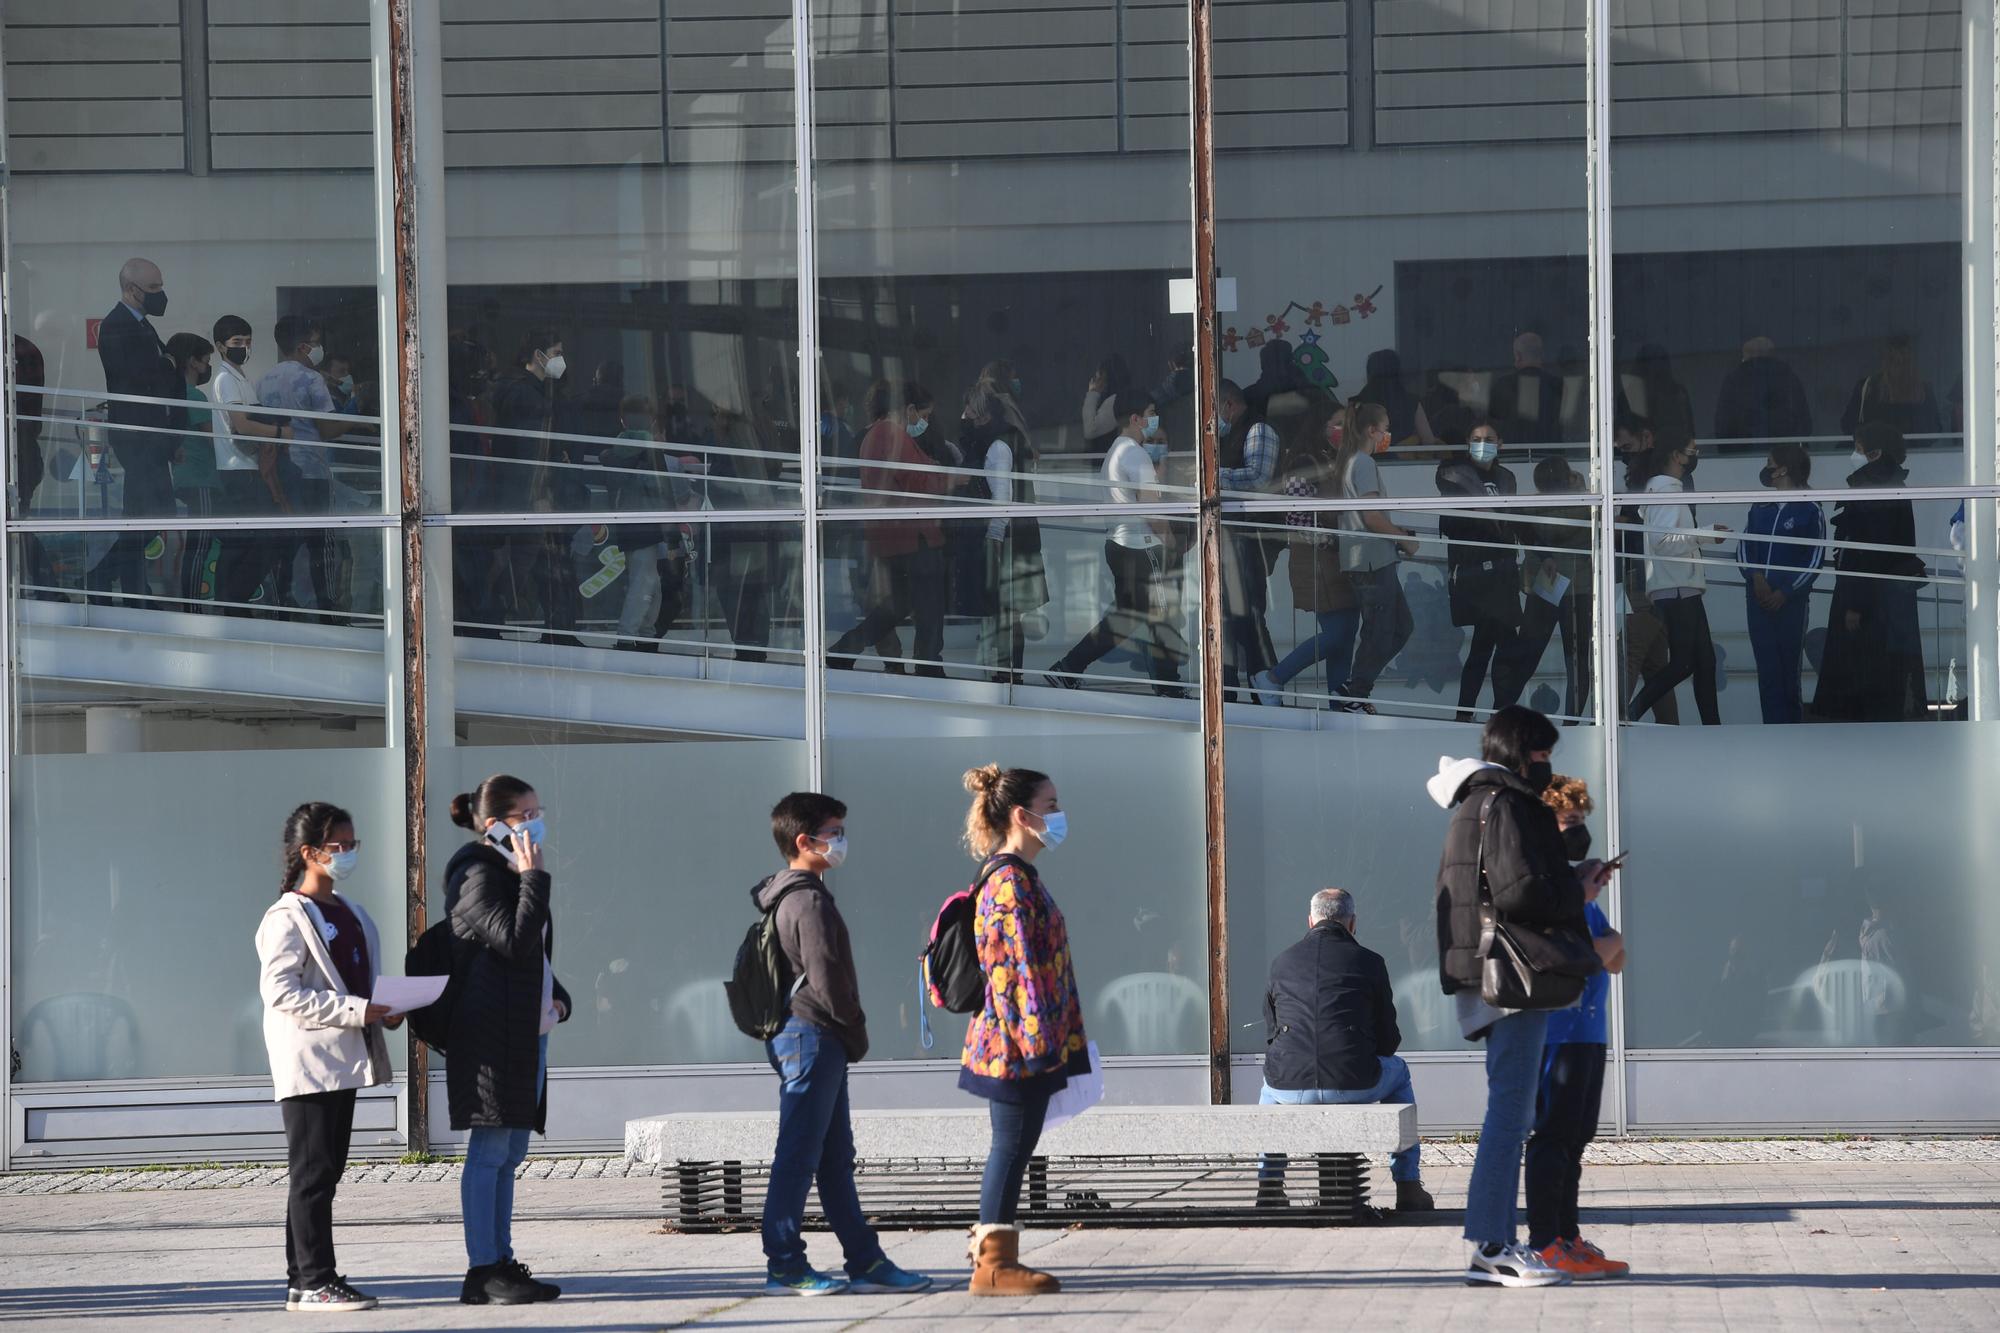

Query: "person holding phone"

xmin=254 ymin=801 xmax=396 ymax=1313
xmin=445 ymin=774 xmax=571 ymax=1306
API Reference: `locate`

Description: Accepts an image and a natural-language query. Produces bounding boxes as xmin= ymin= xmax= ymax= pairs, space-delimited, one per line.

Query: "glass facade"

xmin=2 ymin=1 xmax=1995 ymax=1160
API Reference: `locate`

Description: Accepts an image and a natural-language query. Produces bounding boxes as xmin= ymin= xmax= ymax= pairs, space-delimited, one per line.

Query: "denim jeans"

xmin=1464 ymin=1009 xmax=1549 ymax=1245
xmin=1745 ymin=588 xmax=1810 ymax=724
xmin=1341 ymin=563 xmax=1413 ymax=698
xmin=1270 ymin=608 xmax=1360 ymax=693
xmin=1257 ymin=1056 xmax=1421 ymax=1183
xmin=460 ymin=1033 xmax=547 ymax=1268
xmin=980 ymin=1089 xmax=1054 ymax=1224
xmin=761 ymin=1017 xmax=885 ymax=1278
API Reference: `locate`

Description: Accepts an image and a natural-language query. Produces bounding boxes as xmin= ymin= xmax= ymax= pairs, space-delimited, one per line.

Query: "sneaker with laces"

xmin=497 ymin=1258 xmax=561 ymax=1301
xmin=461 ymin=1262 xmax=541 ymax=1306
xmin=1532 ymin=1240 xmax=1600 ymax=1280
xmin=763 ymin=1266 xmax=850 ymax=1297
xmin=1568 ymin=1237 xmax=1632 ymax=1280
xmin=291 ymin=1278 xmax=378 ymax=1312
xmin=1465 ymin=1242 xmax=1571 ymax=1288
xmin=847 ymin=1258 xmax=933 ymax=1294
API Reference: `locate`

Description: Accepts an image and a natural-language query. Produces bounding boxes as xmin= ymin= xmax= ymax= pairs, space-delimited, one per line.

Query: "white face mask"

xmin=818 ymin=834 xmax=848 ymax=869
xmin=543 ymin=353 xmax=567 ymax=381
xmin=1850 ymin=449 xmax=1872 ymax=470
xmin=306 ymin=343 xmax=325 ymax=367
xmin=1469 ymin=439 xmax=1499 ymax=465
xmin=325 ymin=849 xmax=359 ymax=881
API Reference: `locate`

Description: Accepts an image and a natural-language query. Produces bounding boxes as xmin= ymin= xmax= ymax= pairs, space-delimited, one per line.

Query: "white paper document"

xmin=1533 ymin=570 xmax=1571 ymax=607
xmin=369 ymin=974 xmax=448 ymax=1016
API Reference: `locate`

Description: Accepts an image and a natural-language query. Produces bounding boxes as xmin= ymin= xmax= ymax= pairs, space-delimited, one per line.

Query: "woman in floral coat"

xmin=956 ymin=764 xmax=1089 ymax=1296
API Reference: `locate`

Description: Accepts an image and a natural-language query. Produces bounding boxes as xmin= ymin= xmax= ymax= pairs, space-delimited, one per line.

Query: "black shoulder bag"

xmin=1474 ymin=792 xmax=1598 ymax=1011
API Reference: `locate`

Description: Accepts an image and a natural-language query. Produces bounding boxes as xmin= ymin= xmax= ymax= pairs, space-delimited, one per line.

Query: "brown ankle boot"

xmin=967 ymin=1223 xmax=1060 ymax=1295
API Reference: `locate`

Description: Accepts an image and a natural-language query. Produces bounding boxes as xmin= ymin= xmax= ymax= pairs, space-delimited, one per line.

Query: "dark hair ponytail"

xmin=450 ymin=773 xmax=534 ymax=831
xmin=280 ymin=801 xmax=353 ymax=896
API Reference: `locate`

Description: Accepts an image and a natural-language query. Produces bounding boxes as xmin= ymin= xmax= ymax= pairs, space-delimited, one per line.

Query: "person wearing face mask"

xmin=254 ymin=801 xmax=396 ymax=1312
xmin=258 ymin=315 xmax=353 ymax=615
xmin=1080 ymin=353 xmax=1134 ymax=453
xmin=957 ymin=765 xmax=1090 ymax=1295
xmin=490 ymin=331 xmax=581 ymax=643
xmin=1738 ymin=443 xmax=1826 ymax=724
xmin=750 ymin=792 xmax=932 ymax=1297
xmin=445 ymin=774 xmax=570 ymax=1307
xmin=1435 ymin=412 xmax=1523 ymax=722
xmin=830 ymin=381 xmax=950 ymax=676
xmin=165 ymin=333 xmax=221 ymax=610
xmin=1427 ymin=707 xmax=1607 ymax=1288
xmin=1625 ymin=432 xmax=1729 ymax=725
xmin=1333 ymin=400 xmax=1420 ymax=713
xmin=1525 ymin=776 xmax=1629 ymax=1281
xmin=208 ymin=316 xmax=296 ymax=613
xmin=1813 ymin=421 xmax=1928 ymax=722
xmin=1047 ymin=403 xmax=1185 ymax=694
xmin=95 ymin=257 xmax=183 ymax=600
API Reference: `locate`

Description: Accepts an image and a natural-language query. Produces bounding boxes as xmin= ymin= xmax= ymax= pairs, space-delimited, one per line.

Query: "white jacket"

xmin=255 ymin=892 xmax=392 ymax=1101
xmin=1641 ymin=472 xmax=1708 ymax=594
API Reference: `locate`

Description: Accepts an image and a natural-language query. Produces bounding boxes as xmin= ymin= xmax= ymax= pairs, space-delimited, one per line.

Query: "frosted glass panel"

xmin=11 ymin=748 xmax=400 ymax=1081
xmin=430 ymin=739 xmax=807 ymax=1069
xmin=826 ymin=730 xmax=1208 ymax=1059
xmin=1622 ymin=724 xmax=2000 ymax=1049
xmin=1227 ymin=721 xmax=1605 ymax=1053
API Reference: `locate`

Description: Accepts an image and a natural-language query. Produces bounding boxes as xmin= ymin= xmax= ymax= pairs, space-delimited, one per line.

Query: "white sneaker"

xmin=1465 ymin=1243 xmax=1571 ymax=1288
xmin=1249 ymin=670 xmax=1280 ymax=705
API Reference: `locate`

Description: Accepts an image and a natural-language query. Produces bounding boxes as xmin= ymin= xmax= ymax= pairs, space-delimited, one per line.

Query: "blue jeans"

xmin=1270 ymin=608 xmax=1361 ymax=693
xmin=762 ymin=1017 xmax=885 ymax=1279
xmin=1745 ymin=588 xmax=1810 ymax=724
xmin=460 ymin=1033 xmax=547 ymax=1268
xmin=1257 ymin=1056 xmax=1421 ymax=1184
xmin=979 ymin=1090 xmax=1053 ymax=1224
xmin=1464 ymin=1010 xmax=1549 ymax=1245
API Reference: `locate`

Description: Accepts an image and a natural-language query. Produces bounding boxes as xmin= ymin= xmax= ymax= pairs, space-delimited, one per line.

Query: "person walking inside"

xmin=1257 ymin=887 xmax=1434 ymax=1211
xmin=1625 ymin=434 xmax=1728 ymax=724
xmin=445 ymin=775 xmax=570 ymax=1306
xmin=1435 ymin=415 xmax=1523 ymax=721
xmin=1335 ymin=401 xmax=1420 ymax=713
xmin=1814 ymin=422 xmax=1928 ymax=721
xmin=830 ymin=381 xmax=950 ymax=675
xmin=751 ymin=792 xmax=932 ymax=1296
xmin=1739 ymin=443 xmax=1825 ymax=724
xmin=1250 ymin=398 xmax=1357 ymax=705
xmin=1525 ymin=776 xmax=1630 ymax=1279
xmin=1428 ymin=706 xmax=1607 ymax=1287
xmin=254 ymin=801 xmax=395 ymax=1312
xmin=959 ymin=764 xmax=1090 ymax=1295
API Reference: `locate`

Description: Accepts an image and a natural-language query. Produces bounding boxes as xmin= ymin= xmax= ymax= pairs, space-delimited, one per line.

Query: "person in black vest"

xmin=95 ymin=257 xmax=182 ymax=598
xmin=444 ymin=773 xmax=570 ymax=1306
xmin=1257 ymin=887 xmax=1433 ymax=1212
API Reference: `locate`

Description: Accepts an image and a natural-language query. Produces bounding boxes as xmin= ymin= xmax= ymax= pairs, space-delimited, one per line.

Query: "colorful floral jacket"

xmin=959 ymin=857 xmax=1087 ymax=1094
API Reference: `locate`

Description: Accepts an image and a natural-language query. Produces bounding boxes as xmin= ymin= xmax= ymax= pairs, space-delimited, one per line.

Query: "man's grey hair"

xmin=1309 ymin=888 xmax=1355 ymax=928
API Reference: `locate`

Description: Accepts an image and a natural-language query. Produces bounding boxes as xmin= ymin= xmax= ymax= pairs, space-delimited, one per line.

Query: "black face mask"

xmin=1523 ymin=760 xmax=1554 ymax=793
xmin=1758 ymin=465 xmax=1777 ymax=488
xmin=1562 ymin=824 xmax=1592 ymax=862
xmin=223 ymin=345 xmax=248 ymax=367
xmin=1681 ymin=453 xmax=1699 ymax=477
xmin=195 ymin=365 xmax=212 ymax=387
xmin=141 ymin=289 xmax=168 ymax=318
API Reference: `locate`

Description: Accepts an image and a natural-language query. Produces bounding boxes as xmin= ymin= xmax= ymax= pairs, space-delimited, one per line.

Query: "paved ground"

xmin=4 ymin=1146 xmax=1998 ymax=1330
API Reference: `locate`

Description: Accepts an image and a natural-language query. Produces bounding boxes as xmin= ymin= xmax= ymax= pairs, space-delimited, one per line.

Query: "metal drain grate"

xmin=666 ymin=1152 xmax=1374 ymax=1230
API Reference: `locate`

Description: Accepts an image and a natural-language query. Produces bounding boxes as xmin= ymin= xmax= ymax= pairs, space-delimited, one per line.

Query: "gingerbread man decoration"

xmin=1264 ymin=312 xmax=1290 ymax=339
xmin=1305 ymin=301 xmax=1328 ymax=327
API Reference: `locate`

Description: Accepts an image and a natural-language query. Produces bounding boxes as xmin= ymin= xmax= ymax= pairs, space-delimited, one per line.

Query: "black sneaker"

xmin=498 ymin=1259 xmax=561 ymax=1303
xmin=461 ymin=1263 xmax=540 ymax=1306
xmin=292 ymin=1278 xmax=378 ymax=1312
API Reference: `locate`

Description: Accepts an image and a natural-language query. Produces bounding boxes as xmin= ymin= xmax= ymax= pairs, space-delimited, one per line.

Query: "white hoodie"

xmin=1427 ymin=755 xmax=1505 ymax=810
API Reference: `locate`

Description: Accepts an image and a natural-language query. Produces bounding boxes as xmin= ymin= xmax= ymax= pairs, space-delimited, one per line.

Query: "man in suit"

xmin=1488 ymin=331 xmax=1567 ymax=450
xmin=95 ymin=257 xmax=182 ymax=597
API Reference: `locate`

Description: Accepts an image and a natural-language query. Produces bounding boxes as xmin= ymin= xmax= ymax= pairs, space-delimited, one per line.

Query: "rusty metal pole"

xmin=1189 ymin=0 xmax=1230 ymax=1106
xmin=385 ymin=0 xmax=429 ymax=1156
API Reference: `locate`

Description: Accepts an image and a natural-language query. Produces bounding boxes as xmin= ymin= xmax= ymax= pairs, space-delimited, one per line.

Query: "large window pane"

xmin=4 ymin=0 xmax=390 ymax=571
xmin=1611 ymin=0 xmax=1972 ymax=487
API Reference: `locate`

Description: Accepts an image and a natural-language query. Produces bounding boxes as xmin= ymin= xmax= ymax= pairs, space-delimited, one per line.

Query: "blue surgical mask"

xmin=326 ymin=849 xmax=359 ymax=881
xmin=908 ymin=417 xmax=929 ymax=439
xmin=1144 ymin=414 xmax=1160 ymax=435
xmin=1034 ymin=810 xmax=1068 ymax=850
xmin=1145 ymin=442 xmax=1168 ymax=468
xmin=818 ymin=834 xmax=848 ymax=869
xmin=1469 ymin=440 xmax=1499 ymax=465
xmin=1215 ymin=414 xmax=1231 ymax=435
xmin=1010 ymin=377 xmax=1025 ymax=395
xmin=489 ymin=816 xmax=546 ymax=851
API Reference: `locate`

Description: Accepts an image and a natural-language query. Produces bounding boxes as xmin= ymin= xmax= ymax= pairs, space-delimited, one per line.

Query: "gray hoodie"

xmin=751 ymin=869 xmax=869 ymax=1061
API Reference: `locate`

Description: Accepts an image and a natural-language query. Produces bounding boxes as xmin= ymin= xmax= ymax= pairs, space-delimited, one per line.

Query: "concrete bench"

xmin=627 ymin=1104 xmax=1416 ymax=1228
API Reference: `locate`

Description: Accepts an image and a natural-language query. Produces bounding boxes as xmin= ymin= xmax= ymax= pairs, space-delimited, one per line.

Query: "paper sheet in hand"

xmin=1042 ymin=1041 xmax=1104 ymax=1133
xmin=370 ymin=975 xmax=448 ymax=1015
xmin=1533 ymin=570 xmax=1571 ymax=607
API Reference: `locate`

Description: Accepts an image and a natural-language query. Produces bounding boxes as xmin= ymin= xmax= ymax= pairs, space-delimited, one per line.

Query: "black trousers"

xmin=830 ymin=543 xmax=946 ymax=672
xmin=1057 ymin=541 xmax=1174 ymax=680
xmin=1524 ymin=1043 xmax=1605 ymax=1250
xmin=281 ymin=1087 xmax=358 ymax=1289
xmin=1499 ymin=590 xmax=1594 ymax=718
xmin=217 ymin=471 xmax=282 ymax=609
xmin=1627 ymin=592 xmax=1719 ymax=724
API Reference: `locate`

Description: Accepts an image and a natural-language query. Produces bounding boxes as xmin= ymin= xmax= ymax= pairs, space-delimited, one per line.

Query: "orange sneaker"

xmin=1533 ymin=1241 xmax=1599 ymax=1280
xmin=1566 ymin=1237 xmax=1631 ymax=1280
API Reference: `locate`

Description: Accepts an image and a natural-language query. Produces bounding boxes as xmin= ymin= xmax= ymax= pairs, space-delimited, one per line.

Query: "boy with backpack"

xmin=742 ymin=792 xmax=932 ymax=1297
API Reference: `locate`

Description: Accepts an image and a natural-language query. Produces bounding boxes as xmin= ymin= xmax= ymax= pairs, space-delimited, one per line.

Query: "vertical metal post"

xmin=1963 ymin=0 xmax=1998 ymax=720
xmin=179 ymin=0 xmax=211 ymax=176
xmin=1584 ymin=0 xmax=1627 ymax=1137
xmin=0 ymin=39 xmax=16 ymax=1172
xmin=1190 ymin=0 xmax=1230 ymax=1106
xmin=793 ymin=0 xmax=827 ymax=788
xmin=383 ymin=0 xmax=430 ymax=1155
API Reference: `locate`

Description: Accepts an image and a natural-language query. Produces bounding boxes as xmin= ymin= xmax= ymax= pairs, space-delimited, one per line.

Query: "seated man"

xmin=1259 ymin=887 xmax=1433 ymax=1211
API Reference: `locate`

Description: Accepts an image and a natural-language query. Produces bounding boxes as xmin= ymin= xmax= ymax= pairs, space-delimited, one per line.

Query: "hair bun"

xmin=448 ymin=792 xmax=477 ymax=829
xmin=963 ymin=764 xmax=1001 ymax=797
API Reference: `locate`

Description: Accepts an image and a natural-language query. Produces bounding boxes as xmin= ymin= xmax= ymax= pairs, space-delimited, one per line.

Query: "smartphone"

xmin=1604 ymin=850 xmax=1632 ymax=871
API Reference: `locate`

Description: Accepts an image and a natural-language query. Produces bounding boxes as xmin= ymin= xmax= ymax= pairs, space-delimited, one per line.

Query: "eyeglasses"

xmin=321 ymin=840 xmax=361 ymax=853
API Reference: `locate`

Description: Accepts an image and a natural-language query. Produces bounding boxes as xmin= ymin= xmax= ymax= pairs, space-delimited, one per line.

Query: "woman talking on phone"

xmin=255 ymin=801 xmax=395 ymax=1313
xmin=446 ymin=774 xmax=571 ymax=1306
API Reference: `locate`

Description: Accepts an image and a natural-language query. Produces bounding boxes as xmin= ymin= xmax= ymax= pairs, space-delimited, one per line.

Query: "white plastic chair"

xmin=19 ymin=993 xmax=139 ymax=1081
xmin=1095 ymin=971 xmax=1204 ymax=1055
xmin=665 ymin=979 xmax=745 ymax=1063
xmin=1393 ymin=968 xmax=1456 ymax=1044
xmin=1796 ymin=960 xmax=1908 ymax=1045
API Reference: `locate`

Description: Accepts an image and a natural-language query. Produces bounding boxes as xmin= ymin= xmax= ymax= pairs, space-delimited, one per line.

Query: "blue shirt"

xmin=1737 ymin=497 xmax=1826 ymax=597
xmin=257 ymin=359 xmax=335 ymax=479
xmin=1544 ymin=901 xmax=1611 ymax=1046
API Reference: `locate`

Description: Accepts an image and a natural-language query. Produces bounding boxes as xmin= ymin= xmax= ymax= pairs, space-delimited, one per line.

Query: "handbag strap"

xmin=1472 ymin=790 xmax=1501 ymax=960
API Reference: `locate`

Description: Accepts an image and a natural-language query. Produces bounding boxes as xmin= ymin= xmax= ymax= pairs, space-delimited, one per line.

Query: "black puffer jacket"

xmin=444 ymin=841 xmax=570 ymax=1132
xmin=1432 ymin=763 xmax=1593 ymax=995
xmin=1262 ymin=922 xmax=1400 ymax=1092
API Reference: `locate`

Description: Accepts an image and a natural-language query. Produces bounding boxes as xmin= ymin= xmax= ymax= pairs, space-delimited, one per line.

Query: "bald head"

xmin=1742 ymin=336 xmax=1774 ymax=361
xmin=1512 ymin=332 xmax=1544 ymax=369
xmin=118 ymin=258 xmax=165 ymax=315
